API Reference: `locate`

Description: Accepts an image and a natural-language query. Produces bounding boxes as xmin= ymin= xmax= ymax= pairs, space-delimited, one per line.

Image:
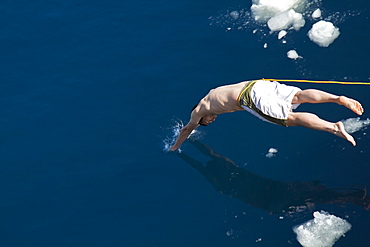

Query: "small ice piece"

xmin=278 ymin=30 xmax=287 ymax=39
xmin=287 ymin=50 xmax=302 ymax=59
xmin=308 ymin=20 xmax=340 ymax=47
xmin=267 ymin=9 xmax=305 ymax=32
xmin=268 ymin=148 xmax=278 ymax=153
xmin=266 ymin=147 xmax=278 ymax=158
xmin=312 ymin=8 xmax=322 ymax=19
xmin=266 ymin=153 xmax=274 ymax=158
xmin=255 ymin=238 xmax=262 ymax=242
xmin=293 ymin=211 xmax=351 ymax=247
xmin=230 ymin=11 xmax=240 ymax=19
xmin=226 ymin=27 xmax=232 ymax=31
xmin=282 ymin=40 xmax=287 ymax=43
xmin=226 ymin=229 xmax=234 ymax=236
xmin=263 ymin=43 xmax=268 ymax=48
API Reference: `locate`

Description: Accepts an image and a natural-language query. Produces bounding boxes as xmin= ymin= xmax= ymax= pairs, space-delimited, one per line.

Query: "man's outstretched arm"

xmin=170 ymin=123 xmax=198 ymax=151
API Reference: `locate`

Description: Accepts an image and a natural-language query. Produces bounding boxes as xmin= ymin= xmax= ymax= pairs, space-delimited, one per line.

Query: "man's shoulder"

xmin=192 ymin=103 xmax=207 ymax=116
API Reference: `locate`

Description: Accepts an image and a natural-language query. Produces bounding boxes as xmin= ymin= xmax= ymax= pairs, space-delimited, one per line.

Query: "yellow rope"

xmin=263 ymin=78 xmax=370 ymax=85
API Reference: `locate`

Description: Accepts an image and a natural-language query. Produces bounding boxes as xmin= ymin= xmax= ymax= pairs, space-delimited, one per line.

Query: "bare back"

xmin=196 ymin=81 xmax=249 ymax=116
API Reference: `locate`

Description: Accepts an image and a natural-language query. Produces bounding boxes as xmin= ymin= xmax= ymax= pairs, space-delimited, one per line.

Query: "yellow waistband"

xmin=237 ymin=80 xmax=257 ymax=106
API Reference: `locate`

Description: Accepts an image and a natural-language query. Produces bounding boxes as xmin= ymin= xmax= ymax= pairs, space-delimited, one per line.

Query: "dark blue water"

xmin=0 ymin=0 xmax=369 ymax=246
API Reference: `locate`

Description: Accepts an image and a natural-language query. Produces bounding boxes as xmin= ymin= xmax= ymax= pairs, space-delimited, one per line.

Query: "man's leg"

xmin=287 ymin=112 xmax=356 ymax=146
xmin=292 ymin=89 xmax=364 ymax=115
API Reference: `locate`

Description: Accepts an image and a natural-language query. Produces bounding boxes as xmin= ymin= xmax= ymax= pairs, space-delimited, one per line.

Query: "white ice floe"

xmin=266 ymin=147 xmax=278 ymax=158
xmin=287 ymin=49 xmax=302 ymax=59
xmin=267 ymin=9 xmax=305 ymax=31
xmin=308 ymin=20 xmax=340 ymax=47
xmin=251 ymin=0 xmax=307 ymax=22
xmin=342 ymin=117 xmax=370 ymax=134
xmin=278 ymin=30 xmax=287 ymax=39
xmin=293 ymin=211 xmax=351 ymax=247
xmin=230 ymin=11 xmax=240 ymax=19
xmin=311 ymin=8 xmax=322 ymax=19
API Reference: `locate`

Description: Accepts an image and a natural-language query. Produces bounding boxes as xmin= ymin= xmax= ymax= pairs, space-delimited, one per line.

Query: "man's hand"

xmin=169 ymin=123 xmax=198 ymax=152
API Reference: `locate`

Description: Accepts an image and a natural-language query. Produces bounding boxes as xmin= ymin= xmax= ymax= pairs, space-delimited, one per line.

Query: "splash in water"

xmin=163 ymin=119 xmax=202 ymax=152
xmin=341 ymin=117 xmax=370 ymax=134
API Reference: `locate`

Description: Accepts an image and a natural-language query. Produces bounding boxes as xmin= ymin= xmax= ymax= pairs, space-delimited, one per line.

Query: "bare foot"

xmin=334 ymin=121 xmax=356 ymax=146
xmin=338 ymin=96 xmax=364 ymax=115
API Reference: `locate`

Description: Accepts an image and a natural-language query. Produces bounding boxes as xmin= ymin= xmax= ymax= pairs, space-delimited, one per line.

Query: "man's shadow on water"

xmin=177 ymin=139 xmax=369 ymax=214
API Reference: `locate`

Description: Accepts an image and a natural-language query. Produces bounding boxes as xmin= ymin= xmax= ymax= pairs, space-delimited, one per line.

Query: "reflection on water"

xmin=177 ymin=139 xmax=369 ymax=214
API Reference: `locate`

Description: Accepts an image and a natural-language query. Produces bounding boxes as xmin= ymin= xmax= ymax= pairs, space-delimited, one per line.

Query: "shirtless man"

xmin=170 ymin=79 xmax=364 ymax=151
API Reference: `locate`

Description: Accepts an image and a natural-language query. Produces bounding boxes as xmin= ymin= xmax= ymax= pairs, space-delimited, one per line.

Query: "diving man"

xmin=170 ymin=79 xmax=364 ymax=151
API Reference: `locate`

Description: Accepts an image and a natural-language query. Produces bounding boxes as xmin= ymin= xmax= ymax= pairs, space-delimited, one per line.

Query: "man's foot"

xmin=334 ymin=121 xmax=356 ymax=146
xmin=338 ymin=96 xmax=364 ymax=115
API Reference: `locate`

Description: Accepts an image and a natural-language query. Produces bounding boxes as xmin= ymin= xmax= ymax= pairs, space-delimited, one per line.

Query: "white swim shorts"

xmin=238 ymin=79 xmax=302 ymax=126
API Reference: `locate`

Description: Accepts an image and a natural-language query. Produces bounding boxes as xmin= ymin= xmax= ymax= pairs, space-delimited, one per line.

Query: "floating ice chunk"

xmin=266 ymin=153 xmax=274 ymax=158
xmin=226 ymin=229 xmax=234 ymax=236
xmin=278 ymin=30 xmax=287 ymax=39
xmin=292 ymin=12 xmax=305 ymax=31
xmin=342 ymin=117 xmax=370 ymax=134
xmin=267 ymin=10 xmax=292 ymax=31
xmin=312 ymin=8 xmax=322 ymax=19
xmin=263 ymin=43 xmax=268 ymax=48
xmin=293 ymin=211 xmax=351 ymax=247
xmin=308 ymin=21 xmax=340 ymax=47
xmin=230 ymin=11 xmax=240 ymax=19
xmin=269 ymin=148 xmax=278 ymax=153
xmin=287 ymin=50 xmax=302 ymax=59
xmin=266 ymin=147 xmax=278 ymax=158
xmin=267 ymin=9 xmax=305 ymax=32
xmin=251 ymin=0 xmax=307 ymax=22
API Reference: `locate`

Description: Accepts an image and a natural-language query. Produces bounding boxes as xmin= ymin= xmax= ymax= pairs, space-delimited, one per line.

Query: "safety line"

xmin=263 ymin=78 xmax=370 ymax=85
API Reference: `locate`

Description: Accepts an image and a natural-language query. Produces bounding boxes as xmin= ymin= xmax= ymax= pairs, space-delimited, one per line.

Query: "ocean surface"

xmin=0 ymin=0 xmax=369 ymax=246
